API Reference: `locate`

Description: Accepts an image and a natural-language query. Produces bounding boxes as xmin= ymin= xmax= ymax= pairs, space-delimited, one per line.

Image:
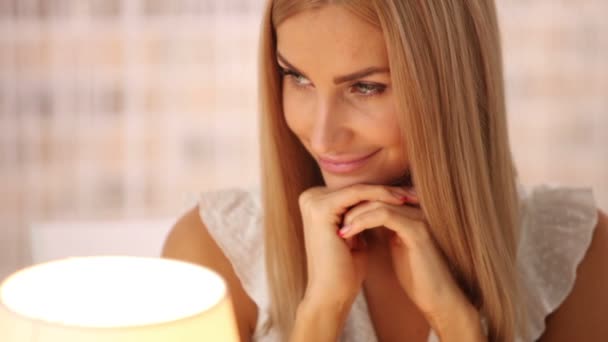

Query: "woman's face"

xmin=276 ymin=5 xmax=409 ymax=190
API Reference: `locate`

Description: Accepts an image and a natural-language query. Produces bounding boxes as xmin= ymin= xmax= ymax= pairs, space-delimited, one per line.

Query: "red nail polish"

xmin=339 ymin=225 xmax=351 ymax=237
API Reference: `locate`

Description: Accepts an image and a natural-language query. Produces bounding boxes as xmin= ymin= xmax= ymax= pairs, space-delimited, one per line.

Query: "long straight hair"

xmin=258 ymin=1 xmax=528 ymax=340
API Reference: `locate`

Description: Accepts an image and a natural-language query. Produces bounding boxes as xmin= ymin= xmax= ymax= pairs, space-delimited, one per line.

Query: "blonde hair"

xmin=258 ymin=0 xmax=528 ymax=340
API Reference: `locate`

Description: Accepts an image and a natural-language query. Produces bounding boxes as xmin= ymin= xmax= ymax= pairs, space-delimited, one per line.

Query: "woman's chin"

xmin=322 ymin=173 xmax=389 ymax=190
xmin=321 ymin=169 xmax=412 ymax=190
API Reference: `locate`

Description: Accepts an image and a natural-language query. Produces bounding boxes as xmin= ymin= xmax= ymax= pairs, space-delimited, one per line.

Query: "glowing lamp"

xmin=0 ymin=256 xmax=239 ymax=341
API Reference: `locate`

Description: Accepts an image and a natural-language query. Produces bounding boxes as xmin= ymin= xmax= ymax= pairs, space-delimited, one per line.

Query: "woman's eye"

xmin=292 ymin=73 xmax=311 ymax=86
xmin=279 ymin=68 xmax=311 ymax=87
xmin=352 ymin=83 xmax=386 ymax=96
xmin=278 ymin=66 xmax=386 ymax=97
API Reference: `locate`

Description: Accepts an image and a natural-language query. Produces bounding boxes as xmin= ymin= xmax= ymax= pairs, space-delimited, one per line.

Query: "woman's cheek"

xmin=284 ymin=111 xmax=299 ymax=135
xmin=283 ymin=90 xmax=314 ymax=137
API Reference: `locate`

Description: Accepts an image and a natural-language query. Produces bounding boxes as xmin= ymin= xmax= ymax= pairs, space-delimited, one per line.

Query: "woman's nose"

xmin=309 ymin=98 xmax=348 ymax=154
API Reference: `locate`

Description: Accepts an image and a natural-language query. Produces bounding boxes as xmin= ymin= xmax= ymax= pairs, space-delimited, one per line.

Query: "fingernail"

xmin=338 ymin=225 xmax=352 ymax=237
xmin=399 ymin=195 xmax=411 ymax=202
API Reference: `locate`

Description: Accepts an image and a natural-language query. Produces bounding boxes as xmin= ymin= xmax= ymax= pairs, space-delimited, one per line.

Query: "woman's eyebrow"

xmin=276 ymin=52 xmax=310 ymax=79
xmin=276 ymin=51 xmax=389 ymax=85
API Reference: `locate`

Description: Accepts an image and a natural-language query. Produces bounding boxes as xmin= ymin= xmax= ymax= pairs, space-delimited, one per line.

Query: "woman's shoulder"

xmin=162 ymin=187 xmax=262 ymax=270
xmin=517 ymin=183 xmax=598 ymax=251
xmin=516 ymin=183 xmax=606 ymax=340
xmin=197 ymin=187 xmax=262 ymax=236
xmin=162 ymin=188 xmax=263 ymax=341
xmin=517 ymin=183 xmax=598 ymax=282
xmin=517 ymin=183 xmax=598 ymax=268
xmin=519 ymin=183 xmax=596 ymax=216
xmin=163 ymin=186 xmax=264 ymax=273
xmin=538 ymin=208 xmax=608 ymax=340
xmin=195 ymin=187 xmax=264 ymax=276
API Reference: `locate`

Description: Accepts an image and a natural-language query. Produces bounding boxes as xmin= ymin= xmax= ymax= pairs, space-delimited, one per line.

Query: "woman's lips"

xmin=318 ymin=149 xmax=381 ymax=174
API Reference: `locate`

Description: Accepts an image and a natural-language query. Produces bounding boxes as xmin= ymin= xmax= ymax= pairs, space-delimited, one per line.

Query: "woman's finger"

xmin=342 ymin=189 xmax=420 ymax=227
xmin=328 ymin=184 xmax=411 ymax=214
xmin=338 ymin=204 xmax=429 ymax=248
xmin=342 ymin=200 xmax=384 ymax=227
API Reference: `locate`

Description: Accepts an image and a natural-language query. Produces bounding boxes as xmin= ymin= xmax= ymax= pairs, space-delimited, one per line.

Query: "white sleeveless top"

xmin=197 ymin=184 xmax=598 ymax=341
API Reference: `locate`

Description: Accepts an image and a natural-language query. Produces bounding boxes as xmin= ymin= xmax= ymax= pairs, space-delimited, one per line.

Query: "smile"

xmin=318 ymin=149 xmax=381 ymax=174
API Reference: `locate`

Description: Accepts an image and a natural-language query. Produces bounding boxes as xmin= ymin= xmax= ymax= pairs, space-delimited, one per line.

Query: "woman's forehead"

xmin=275 ymin=5 xmax=388 ymax=75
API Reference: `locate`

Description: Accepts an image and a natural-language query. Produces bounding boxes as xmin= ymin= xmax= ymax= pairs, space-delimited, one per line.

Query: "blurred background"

xmin=0 ymin=0 xmax=606 ymax=281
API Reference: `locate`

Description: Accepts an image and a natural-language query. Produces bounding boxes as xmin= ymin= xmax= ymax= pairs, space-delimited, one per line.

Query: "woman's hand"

xmin=297 ymin=184 xmax=410 ymax=313
xmin=338 ymin=192 xmax=483 ymax=337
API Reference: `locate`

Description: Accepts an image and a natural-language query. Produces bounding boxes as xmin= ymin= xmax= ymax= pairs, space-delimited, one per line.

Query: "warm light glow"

xmin=0 ymin=256 xmax=239 ymax=342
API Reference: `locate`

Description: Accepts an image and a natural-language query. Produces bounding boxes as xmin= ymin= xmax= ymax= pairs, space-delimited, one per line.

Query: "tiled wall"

xmin=498 ymin=1 xmax=608 ymax=199
xmin=0 ymin=0 xmax=263 ymax=278
xmin=0 ymin=0 xmax=606 ymax=279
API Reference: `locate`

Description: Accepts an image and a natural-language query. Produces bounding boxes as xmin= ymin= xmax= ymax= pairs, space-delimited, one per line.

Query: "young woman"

xmin=163 ymin=1 xmax=608 ymax=341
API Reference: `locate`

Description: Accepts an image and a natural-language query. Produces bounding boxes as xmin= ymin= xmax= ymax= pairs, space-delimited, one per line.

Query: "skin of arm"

xmin=289 ymin=296 xmax=352 ymax=342
xmin=289 ymin=283 xmax=486 ymax=342
xmin=161 ymin=206 xmax=258 ymax=342
xmin=430 ymin=299 xmax=486 ymax=342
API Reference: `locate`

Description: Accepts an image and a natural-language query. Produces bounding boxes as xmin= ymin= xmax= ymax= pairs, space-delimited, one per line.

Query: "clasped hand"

xmin=298 ymin=184 xmax=480 ymax=335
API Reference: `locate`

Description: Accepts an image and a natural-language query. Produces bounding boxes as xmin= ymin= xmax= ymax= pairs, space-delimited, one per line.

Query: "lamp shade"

xmin=0 ymin=256 xmax=239 ymax=341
